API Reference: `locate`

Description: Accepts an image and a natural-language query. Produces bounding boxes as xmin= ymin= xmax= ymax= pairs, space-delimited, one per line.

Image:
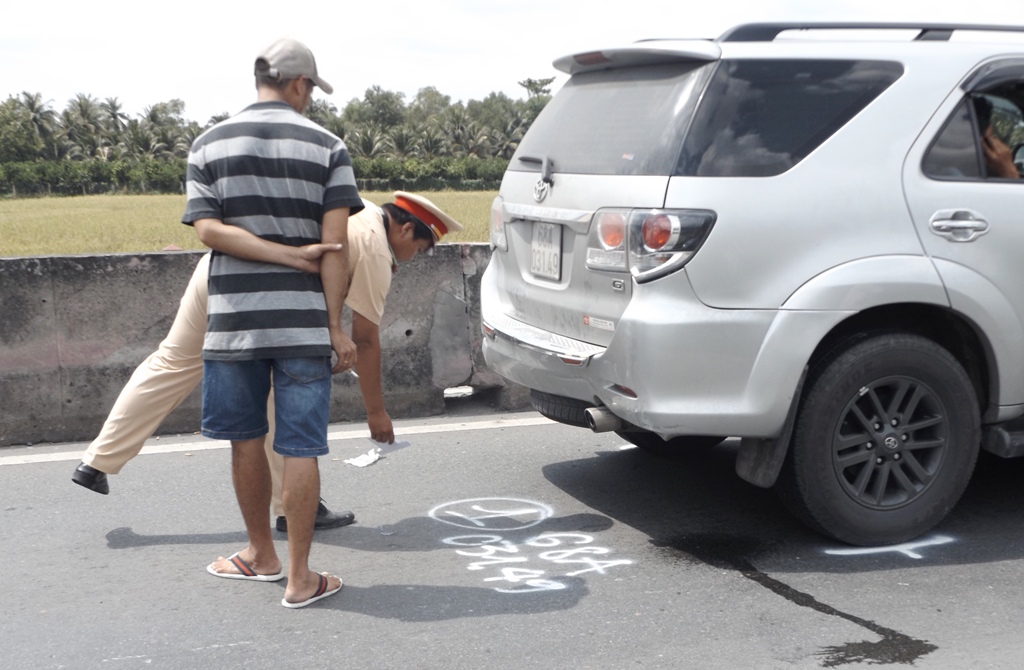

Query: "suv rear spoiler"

xmin=719 ymin=22 xmax=1024 ymax=43
xmin=553 ymin=42 xmax=721 ymax=75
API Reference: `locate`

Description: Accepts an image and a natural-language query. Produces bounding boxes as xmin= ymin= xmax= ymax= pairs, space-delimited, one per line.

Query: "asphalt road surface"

xmin=2 ymin=403 xmax=1023 ymax=669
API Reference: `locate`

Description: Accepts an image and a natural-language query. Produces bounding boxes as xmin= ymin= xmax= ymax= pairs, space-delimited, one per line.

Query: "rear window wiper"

xmin=518 ymin=154 xmax=555 ymax=185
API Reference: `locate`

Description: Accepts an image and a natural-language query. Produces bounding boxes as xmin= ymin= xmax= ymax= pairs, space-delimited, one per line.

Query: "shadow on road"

xmin=318 ymin=578 xmax=588 ymax=621
xmin=106 ymin=513 xmax=612 ymax=553
xmin=542 ymin=441 xmax=1024 ymax=667
xmin=541 ymin=441 xmax=1024 ymax=574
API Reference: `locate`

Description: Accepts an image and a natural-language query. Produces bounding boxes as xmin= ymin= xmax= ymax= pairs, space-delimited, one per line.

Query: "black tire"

xmin=530 ymin=390 xmax=592 ymax=427
xmin=616 ymin=430 xmax=725 ymax=458
xmin=777 ymin=333 xmax=980 ymax=546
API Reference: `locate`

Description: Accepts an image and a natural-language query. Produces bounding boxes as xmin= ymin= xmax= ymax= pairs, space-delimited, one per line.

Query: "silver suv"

xmin=480 ymin=23 xmax=1024 ymax=546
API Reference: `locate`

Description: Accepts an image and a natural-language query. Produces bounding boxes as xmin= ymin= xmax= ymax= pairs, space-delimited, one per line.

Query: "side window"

xmin=676 ymin=59 xmax=903 ymax=177
xmin=924 ymin=90 xmax=1024 ymax=181
xmin=922 ymin=99 xmax=982 ymax=179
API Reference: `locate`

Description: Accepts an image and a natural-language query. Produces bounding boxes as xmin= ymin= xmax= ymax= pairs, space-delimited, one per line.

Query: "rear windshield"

xmin=678 ymin=60 xmax=904 ymax=177
xmin=510 ymin=62 xmax=712 ymax=176
xmin=511 ymin=58 xmax=902 ymax=178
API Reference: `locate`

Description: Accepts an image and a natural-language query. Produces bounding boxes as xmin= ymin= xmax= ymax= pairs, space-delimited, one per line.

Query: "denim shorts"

xmin=201 ymin=357 xmax=331 ymax=458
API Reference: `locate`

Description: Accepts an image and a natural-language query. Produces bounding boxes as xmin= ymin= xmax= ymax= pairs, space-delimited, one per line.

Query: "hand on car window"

xmin=982 ymin=127 xmax=1020 ymax=179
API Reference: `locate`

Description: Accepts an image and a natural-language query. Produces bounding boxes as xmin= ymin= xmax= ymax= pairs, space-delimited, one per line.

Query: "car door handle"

xmin=929 ymin=209 xmax=990 ymax=242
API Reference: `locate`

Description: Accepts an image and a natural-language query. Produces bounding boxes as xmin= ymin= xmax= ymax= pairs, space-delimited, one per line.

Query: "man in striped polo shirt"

xmin=182 ymin=38 xmax=360 ymax=609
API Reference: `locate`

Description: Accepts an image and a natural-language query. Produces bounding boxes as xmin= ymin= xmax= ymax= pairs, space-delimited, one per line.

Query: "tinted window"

xmin=923 ymin=89 xmax=1024 ymax=180
xmin=922 ymin=98 xmax=982 ymax=179
xmin=510 ymin=62 xmax=712 ymax=176
xmin=678 ymin=60 xmax=904 ymax=177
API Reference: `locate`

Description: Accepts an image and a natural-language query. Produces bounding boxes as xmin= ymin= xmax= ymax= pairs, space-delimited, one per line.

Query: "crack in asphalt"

xmin=653 ymin=533 xmax=937 ymax=667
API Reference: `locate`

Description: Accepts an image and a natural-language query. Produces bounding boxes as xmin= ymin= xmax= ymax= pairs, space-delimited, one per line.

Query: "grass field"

xmin=0 ymin=191 xmax=495 ymax=257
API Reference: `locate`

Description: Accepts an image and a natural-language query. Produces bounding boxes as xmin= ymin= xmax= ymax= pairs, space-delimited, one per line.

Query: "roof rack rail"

xmin=719 ymin=22 xmax=1024 ymax=43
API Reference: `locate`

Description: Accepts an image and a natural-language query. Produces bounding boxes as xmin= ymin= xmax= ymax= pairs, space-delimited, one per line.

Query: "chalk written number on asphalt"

xmin=428 ymin=497 xmax=633 ymax=594
xmin=444 ymin=533 xmax=632 ymax=593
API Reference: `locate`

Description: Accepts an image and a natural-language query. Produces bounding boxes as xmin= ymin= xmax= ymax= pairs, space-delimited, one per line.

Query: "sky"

xmin=3 ymin=0 xmax=1024 ymax=124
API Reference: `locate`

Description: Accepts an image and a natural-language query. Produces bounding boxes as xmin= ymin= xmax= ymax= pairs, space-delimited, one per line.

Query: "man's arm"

xmin=319 ymin=207 xmax=358 ymax=373
xmin=192 ymin=218 xmax=342 ymax=273
xmin=351 ymin=310 xmax=394 ymax=444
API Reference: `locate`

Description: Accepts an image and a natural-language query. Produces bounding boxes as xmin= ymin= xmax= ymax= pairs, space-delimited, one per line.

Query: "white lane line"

xmin=0 ymin=415 xmax=554 ymax=467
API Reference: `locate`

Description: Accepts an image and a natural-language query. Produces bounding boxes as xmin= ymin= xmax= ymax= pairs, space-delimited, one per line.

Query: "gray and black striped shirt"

xmin=182 ymin=101 xmax=363 ymax=360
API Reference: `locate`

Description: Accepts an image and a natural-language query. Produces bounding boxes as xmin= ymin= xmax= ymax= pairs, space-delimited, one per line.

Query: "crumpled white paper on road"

xmin=343 ymin=438 xmax=413 ymax=467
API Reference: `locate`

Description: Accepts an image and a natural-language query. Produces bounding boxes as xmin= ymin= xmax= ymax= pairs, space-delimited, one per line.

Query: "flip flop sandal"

xmin=207 ymin=552 xmax=284 ymax=582
xmin=281 ymin=573 xmax=343 ymax=608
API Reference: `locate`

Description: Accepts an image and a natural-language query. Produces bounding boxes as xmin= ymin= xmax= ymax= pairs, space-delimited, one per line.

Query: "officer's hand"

xmin=368 ymin=410 xmax=395 ymax=445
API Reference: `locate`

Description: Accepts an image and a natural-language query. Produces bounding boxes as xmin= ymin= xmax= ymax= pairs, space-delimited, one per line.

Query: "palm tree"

xmin=345 ymin=125 xmax=388 ymax=158
xmin=489 ymin=113 xmax=527 ymax=159
xmin=68 ymin=94 xmax=102 ymax=128
xmin=305 ymin=98 xmax=339 ymax=129
xmin=142 ymin=99 xmax=186 ymax=127
xmin=321 ymin=116 xmax=346 ymax=139
xmin=39 ymin=122 xmax=76 ymax=161
xmin=385 ymin=125 xmax=421 ymax=159
xmin=134 ymin=100 xmax=190 ymax=160
xmin=62 ymin=94 xmax=106 ymax=159
xmin=438 ymin=108 xmax=491 ymax=157
xmin=18 ymin=91 xmax=56 ymax=145
xmin=416 ymin=126 xmax=447 ymax=157
xmin=57 ymin=109 xmax=88 ymax=160
xmin=466 ymin=122 xmax=494 ymax=158
xmin=100 ymin=97 xmax=129 ymax=148
xmin=176 ymin=121 xmax=204 ymax=157
xmin=120 ymin=118 xmax=168 ymax=160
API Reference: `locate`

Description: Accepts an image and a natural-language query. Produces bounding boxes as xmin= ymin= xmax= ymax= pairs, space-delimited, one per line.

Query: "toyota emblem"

xmin=533 ymin=179 xmax=550 ymax=203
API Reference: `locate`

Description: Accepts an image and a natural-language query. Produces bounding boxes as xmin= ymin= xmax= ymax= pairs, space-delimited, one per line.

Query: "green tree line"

xmin=0 ymin=78 xmax=555 ymax=196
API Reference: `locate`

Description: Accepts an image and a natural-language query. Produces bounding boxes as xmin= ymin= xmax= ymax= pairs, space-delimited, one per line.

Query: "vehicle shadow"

xmin=541 ymin=440 xmax=1024 ymax=574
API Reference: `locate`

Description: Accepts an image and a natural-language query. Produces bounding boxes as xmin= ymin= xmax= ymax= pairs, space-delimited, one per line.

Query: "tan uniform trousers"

xmin=81 ymin=253 xmax=288 ymax=516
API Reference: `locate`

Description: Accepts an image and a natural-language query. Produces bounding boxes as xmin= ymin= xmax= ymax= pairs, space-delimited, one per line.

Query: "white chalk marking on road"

xmin=433 ymin=498 xmax=634 ymax=593
xmin=190 ymin=641 xmax=253 ymax=652
xmin=0 ymin=414 xmax=554 ymax=466
xmin=429 ymin=498 xmax=554 ymax=530
xmin=823 ymin=534 xmax=955 ymax=559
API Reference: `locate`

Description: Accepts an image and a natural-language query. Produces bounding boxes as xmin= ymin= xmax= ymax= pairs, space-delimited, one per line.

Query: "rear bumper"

xmin=481 ymin=261 xmax=847 ymax=438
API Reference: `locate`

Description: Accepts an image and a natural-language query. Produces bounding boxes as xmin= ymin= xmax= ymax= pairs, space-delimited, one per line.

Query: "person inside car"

xmin=974 ymin=95 xmax=1021 ymax=179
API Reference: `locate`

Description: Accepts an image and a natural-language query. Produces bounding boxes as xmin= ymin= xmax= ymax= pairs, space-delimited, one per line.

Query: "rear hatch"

xmin=493 ymin=43 xmax=720 ymax=346
xmin=493 ymin=46 xmax=907 ymax=344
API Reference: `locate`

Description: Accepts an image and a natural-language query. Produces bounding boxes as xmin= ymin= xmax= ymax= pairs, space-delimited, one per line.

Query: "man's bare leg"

xmin=208 ymin=437 xmax=282 ymax=577
xmin=281 ymin=456 xmax=341 ymax=603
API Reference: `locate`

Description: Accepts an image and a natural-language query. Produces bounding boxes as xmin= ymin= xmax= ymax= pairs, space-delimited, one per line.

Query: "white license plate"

xmin=530 ymin=222 xmax=561 ymax=280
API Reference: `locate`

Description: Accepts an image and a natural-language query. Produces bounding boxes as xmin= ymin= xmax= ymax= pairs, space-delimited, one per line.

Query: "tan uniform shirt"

xmin=345 ymin=200 xmax=393 ymax=325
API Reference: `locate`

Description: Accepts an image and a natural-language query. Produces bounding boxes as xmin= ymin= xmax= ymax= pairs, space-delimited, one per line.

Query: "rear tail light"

xmin=640 ymin=214 xmax=677 ymax=251
xmin=598 ymin=211 xmax=626 ymax=249
xmin=489 ymin=196 xmax=507 ymax=251
xmin=586 ymin=208 xmax=716 ymax=281
xmin=585 ymin=210 xmax=628 ymax=271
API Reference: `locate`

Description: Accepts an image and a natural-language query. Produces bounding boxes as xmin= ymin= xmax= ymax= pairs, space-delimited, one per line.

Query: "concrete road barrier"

xmin=0 ymin=245 xmax=527 ymax=447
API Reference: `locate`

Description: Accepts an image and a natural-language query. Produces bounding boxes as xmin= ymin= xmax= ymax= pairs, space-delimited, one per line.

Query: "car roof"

xmin=717 ymin=22 xmax=1024 ymax=42
xmin=553 ymin=23 xmax=1024 ymax=76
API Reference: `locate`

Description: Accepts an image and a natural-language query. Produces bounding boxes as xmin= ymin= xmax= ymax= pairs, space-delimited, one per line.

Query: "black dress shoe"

xmin=72 ymin=462 xmax=109 ymax=495
xmin=276 ymin=500 xmax=355 ymax=533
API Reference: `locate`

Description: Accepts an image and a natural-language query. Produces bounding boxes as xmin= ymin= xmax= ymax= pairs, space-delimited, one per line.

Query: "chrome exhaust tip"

xmin=585 ymin=406 xmax=623 ymax=433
